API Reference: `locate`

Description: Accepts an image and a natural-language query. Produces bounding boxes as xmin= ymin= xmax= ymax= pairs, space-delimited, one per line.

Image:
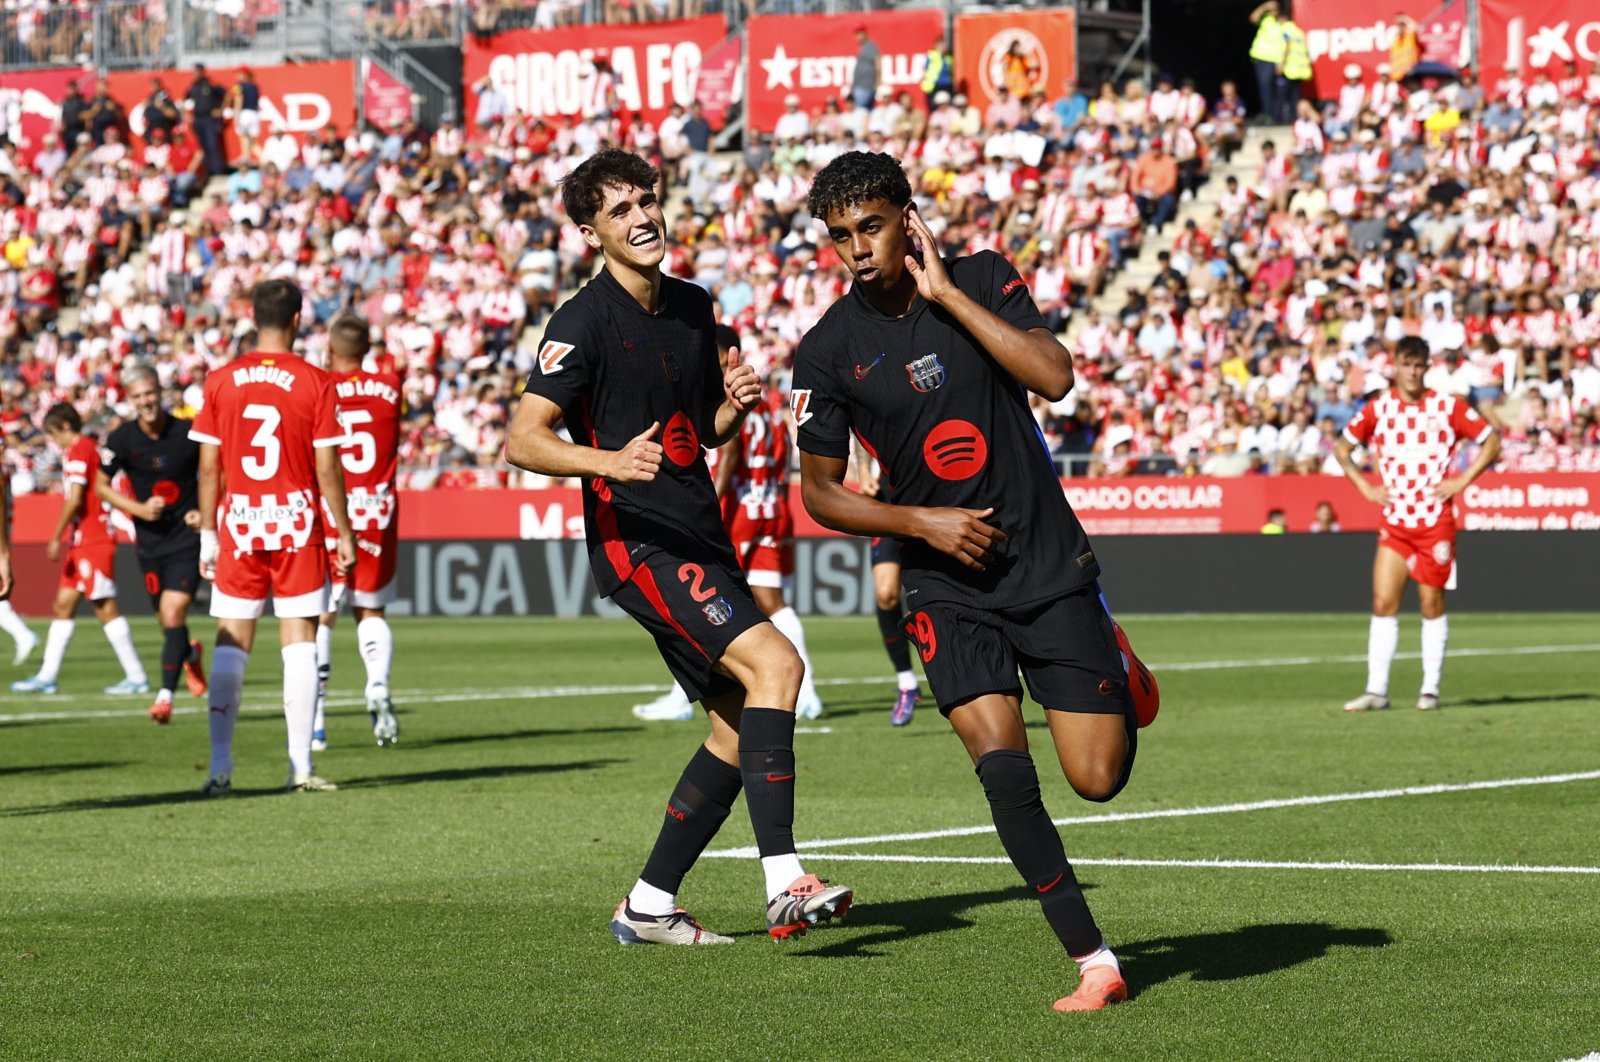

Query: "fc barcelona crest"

xmin=702 ymin=596 xmax=733 ymax=627
xmin=907 ymin=353 xmax=947 ymax=393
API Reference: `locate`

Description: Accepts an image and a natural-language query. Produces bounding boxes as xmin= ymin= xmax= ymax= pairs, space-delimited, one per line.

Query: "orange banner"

xmin=953 ymin=9 xmax=1076 ymax=111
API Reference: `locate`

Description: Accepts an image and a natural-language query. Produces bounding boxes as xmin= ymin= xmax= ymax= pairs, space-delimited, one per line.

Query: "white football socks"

xmin=768 ymin=606 xmax=818 ymax=703
xmin=102 ymin=616 xmax=147 ymax=684
xmin=762 ymin=853 xmax=806 ymax=901
xmin=1420 ymin=615 xmax=1449 ymax=697
xmin=282 ymin=642 xmax=319 ymax=779
xmin=1366 ymin=615 xmax=1399 ymax=697
xmin=1074 ymin=944 xmax=1122 ymax=975
xmin=37 ymin=619 xmax=74 ymax=683
xmin=626 ymin=879 xmax=677 ymax=917
xmin=0 ymin=600 xmax=32 ymax=644
xmin=207 ymin=645 xmax=249 ymax=777
xmin=356 ymin=615 xmax=393 ymax=698
xmin=896 ymin=670 xmax=919 ymax=692
xmin=314 ymin=622 xmax=333 ymax=731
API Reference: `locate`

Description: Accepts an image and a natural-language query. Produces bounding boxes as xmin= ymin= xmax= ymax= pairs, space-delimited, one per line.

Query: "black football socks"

xmin=878 ymin=606 xmax=913 ymax=673
xmin=737 ymin=707 xmax=798 ymax=858
xmin=160 ymin=625 xmax=191 ymax=696
xmin=639 ymin=744 xmax=742 ymax=894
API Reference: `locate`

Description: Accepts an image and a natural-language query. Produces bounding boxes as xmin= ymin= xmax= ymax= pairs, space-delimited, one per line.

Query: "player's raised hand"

xmin=914 ymin=506 xmax=1006 ymax=571
xmin=609 ymin=421 xmax=664 ymax=483
xmin=902 ymin=204 xmax=953 ymax=304
xmin=722 ymin=345 xmax=762 ymax=413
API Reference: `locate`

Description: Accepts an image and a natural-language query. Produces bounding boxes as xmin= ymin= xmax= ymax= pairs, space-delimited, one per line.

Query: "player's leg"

xmin=750 ymin=546 xmax=821 ymax=719
xmin=873 ymin=543 xmax=921 ymax=725
xmin=203 ymin=550 xmax=272 ymax=795
xmin=1346 ymin=543 xmax=1409 ymax=712
xmin=13 ymin=583 xmax=80 ymax=693
xmin=273 ymin=549 xmax=335 ymax=789
xmin=149 ymin=550 xmax=206 ymax=723
xmin=92 ymin=595 xmax=150 ymax=694
xmin=1416 ymin=584 xmax=1447 ymax=710
xmin=0 ymin=599 xmax=39 ymax=665
xmin=313 ymin=610 xmax=335 ymax=750
xmin=353 ymin=604 xmax=399 ymax=745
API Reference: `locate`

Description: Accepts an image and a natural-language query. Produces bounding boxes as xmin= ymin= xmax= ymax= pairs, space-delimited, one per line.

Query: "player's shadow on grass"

xmin=0 ymin=760 xmax=129 ymax=777
xmin=1444 ymin=692 xmax=1598 ymax=709
xmin=408 ymin=727 xmax=640 ymax=749
xmin=339 ymin=759 xmax=624 ymax=789
xmin=1116 ymin=922 xmax=1391 ymax=997
xmin=758 ymin=886 xmax=1079 ymax=958
xmin=0 ymin=760 xmax=620 ymax=815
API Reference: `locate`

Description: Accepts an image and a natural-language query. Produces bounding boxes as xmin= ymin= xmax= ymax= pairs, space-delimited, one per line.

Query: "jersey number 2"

xmin=241 ymin=404 xmax=281 ymax=482
xmin=677 ymin=563 xmax=718 ymax=603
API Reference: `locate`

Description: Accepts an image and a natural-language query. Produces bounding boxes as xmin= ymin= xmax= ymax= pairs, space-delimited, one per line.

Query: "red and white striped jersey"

xmin=1342 ymin=389 xmax=1493 ymax=529
xmin=726 ymin=398 xmax=789 ymax=522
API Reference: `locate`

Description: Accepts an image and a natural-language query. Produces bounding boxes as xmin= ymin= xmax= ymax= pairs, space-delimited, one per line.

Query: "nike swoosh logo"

xmin=766 ymin=772 xmax=796 ymax=783
xmin=854 ymin=354 xmax=886 ymax=380
xmin=1035 ymin=872 xmax=1064 ymax=893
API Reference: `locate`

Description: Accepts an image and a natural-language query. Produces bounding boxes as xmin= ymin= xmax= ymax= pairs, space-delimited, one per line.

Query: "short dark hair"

xmin=252 ymin=278 xmax=302 ymax=331
xmin=806 ymin=151 xmax=912 ymax=222
xmin=714 ymin=324 xmax=740 ymax=353
xmin=1395 ymin=335 xmax=1430 ymax=362
xmin=43 ymin=402 xmax=82 ymax=433
xmin=329 ymin=314 xmax=371 ymax=363
xmin=560 ymin=149 xmax=658 ymax=227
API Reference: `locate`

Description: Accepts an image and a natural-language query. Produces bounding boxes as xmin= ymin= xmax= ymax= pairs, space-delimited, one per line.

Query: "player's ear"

xmin=578 ymin=223 xmax=603 ymax=252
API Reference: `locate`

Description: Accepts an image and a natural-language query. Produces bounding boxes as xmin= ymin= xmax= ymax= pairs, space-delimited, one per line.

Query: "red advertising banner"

xmin=464 ymin=16 xmax=728 ymax=129
xmin=746 ymin=8 xmax=945 ymax=133
xmin=362 ymin=58 xmax=414 ymax=132
xmin=1296 ymin=0 xmax=1467 ymax=98
xmin=23 ymin=474 xmax=1595 ymax=544
xmin=1480 ymin=0 xmax=1600 ymax=80
xmin=0 ymin=66 xmax=93 ymax=161
xmin=695 ymin=32 xmax=743 ymax=132
xmin=953 ymin=9 xmax=1077 ymax=113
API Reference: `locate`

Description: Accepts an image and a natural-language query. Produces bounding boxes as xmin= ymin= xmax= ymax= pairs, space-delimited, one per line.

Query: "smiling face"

xmin=580 ymin=181 xmax=664 ymax=270
xmin=126 ymin=373 xmax=163 ymax=427
xmin=822 ymin=196 xmax=912 ymax=293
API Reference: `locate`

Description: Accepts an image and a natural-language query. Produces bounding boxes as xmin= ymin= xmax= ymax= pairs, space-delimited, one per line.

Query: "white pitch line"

xmin=745 ymin=852 xmax=1600 ymax=876
xmin=3 ymin=641 xmax=1595 ymax=725
xmin=704 ymin=769 xmax=1600 ymax=858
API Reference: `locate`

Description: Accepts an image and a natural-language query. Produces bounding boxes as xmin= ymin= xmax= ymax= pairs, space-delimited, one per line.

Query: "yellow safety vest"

xmin=1249 ymin=14 xmax=1285 ymax=63
xmin=1282 ymin=21 xmax=1311 ymax=81
xmin=921 ymin=49 xmax=948 ymax=93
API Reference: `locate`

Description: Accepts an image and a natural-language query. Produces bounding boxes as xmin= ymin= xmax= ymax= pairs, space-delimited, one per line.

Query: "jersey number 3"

xmin=241 ymin=404 xmax=281 ymax=481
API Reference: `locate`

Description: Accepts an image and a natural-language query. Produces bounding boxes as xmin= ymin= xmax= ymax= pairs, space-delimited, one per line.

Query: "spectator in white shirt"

xmin=773 ymin=95 xmax=811 ymax=142
xmin=1420 ymin=302 xmax=1466 ymax=355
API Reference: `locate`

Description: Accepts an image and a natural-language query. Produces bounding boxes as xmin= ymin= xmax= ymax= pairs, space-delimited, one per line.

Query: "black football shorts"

xmin=611 ymin=546 xmax=766 ymax=705
xmin=902 ymin=585 xmax=1134 ymax=718
xmin=870 ymin=535 xmax=901 ymax=568
xmin=138 ymin=542 xmax=202 ymax=607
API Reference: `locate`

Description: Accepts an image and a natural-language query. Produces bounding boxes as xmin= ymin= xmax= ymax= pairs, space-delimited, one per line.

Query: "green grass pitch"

xmin=2 ymin=613 xmax=1597 ymax=1060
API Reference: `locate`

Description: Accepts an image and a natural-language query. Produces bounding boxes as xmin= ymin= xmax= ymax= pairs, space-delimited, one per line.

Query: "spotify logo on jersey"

xmin=922 ymin=419 xmax=989 ymax=481
xmin=663 ymin=412 xmax=700 ymax=467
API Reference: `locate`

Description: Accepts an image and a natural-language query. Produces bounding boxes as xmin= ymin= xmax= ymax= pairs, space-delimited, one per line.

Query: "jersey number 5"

xmin=341 ymin=408 xmax=377 ymax=475
xmin=241 ymin=403 xmax=281 ymax=482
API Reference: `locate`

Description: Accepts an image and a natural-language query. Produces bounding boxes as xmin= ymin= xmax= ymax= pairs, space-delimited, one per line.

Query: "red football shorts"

xmin=725 ymin=508 xmax=794 ymax=589
xmin=1379 ymin=520 xmax=1458 ymax=590
xmin=326 ymin=524 xmax=399 ymax=610
xmin=61 ymin=542 xmax=117 ymax=601
xmin=211 ymin=545 xmax=330 ymax=619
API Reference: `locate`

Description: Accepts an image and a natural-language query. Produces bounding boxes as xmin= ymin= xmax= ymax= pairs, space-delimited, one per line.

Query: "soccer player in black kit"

xmin=96 ymin=364 xmax=208 ymax=724
xmin=793 ymin=152 xmax=1159 ymax=1011
xmin=504 ymin=149 xmax=852 ymax=945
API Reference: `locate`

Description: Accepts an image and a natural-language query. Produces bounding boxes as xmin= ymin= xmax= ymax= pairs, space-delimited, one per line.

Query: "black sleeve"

xmin=98 ymin=428 xmax=126 ymax=480
xmin=791 ymin=332 xmax=852 ymax=460
xmin=975 ymin=250 xmax=1048 ymax=333
xmin=520 ymin=304 xmax=593 ymax=412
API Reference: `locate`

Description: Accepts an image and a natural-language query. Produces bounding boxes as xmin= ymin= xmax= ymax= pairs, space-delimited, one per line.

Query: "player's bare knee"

xmin=1371 ymin=596 xmax=1401 ymax=617
xmin=874 ymin=587 xmax=899 ymax=611
xmin=1067 ymin=760 xmax=1124 ymax=803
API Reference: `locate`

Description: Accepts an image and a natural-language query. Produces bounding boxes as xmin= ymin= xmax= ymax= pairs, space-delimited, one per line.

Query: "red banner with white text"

xmin=464 ymin=16 xmax=727 ymax=130
xmin=18 ymin=474 xmax=1597 ymax=545
xmin=745 ymin=9 xmax=945 ymax=133
xmin=1480 ymin=0 xmax=1600 ymax=82
xmin=1295 ymin=0 xmax=1467 ymax=98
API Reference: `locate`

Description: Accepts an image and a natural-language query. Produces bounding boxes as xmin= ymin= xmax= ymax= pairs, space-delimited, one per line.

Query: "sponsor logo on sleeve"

xmin=791 ymin=389 xmax=814 ymax=427
xmin=538 ymin=340 xmax=575 ymax=375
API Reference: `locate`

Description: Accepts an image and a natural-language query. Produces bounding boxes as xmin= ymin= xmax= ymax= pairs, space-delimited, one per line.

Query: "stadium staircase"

xmin=1071 ymin=124 xmax=1284 ymax=337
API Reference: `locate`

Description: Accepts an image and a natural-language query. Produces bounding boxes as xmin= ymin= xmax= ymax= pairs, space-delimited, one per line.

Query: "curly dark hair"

xmin=806 ymin=151 xmax=912 ymax=223
xmin=560 ymin=149 xmax=659 ymax=227
xmin=1395 ymin=335 xmax=1430 ymax=362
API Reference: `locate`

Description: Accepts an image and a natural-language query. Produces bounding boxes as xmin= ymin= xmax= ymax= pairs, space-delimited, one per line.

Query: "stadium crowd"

xmin=3 ymin=54 xmax=1600 ymax=497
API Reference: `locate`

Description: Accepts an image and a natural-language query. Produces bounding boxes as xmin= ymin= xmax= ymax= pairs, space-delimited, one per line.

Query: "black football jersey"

xmin=100 ymin=414 xmax=202 ymax=556
xmin=793 ymin=251 xmax=1100 ymax=610
xmin=521 ymin=268 xmax=737 ymax=597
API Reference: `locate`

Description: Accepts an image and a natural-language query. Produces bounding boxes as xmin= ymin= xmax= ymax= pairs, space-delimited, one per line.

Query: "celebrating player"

xmin=633 ymin=325 xmax=824 ymax=722
xmin=855 ymin=448 xmax=922 ymax=726
xmin=189 ymin=279 xmax=356 ymax=795
xmin=13 ymin=404 xmax=150 ymax=697
xmin=96 ymin=364 xmax=208 ymax=723
xmin=792 ymin=152 xmax=1157 ymax=1011
xmin=313 ymin=314 xmax=402 ymax=750
xmin=1335 ymin=335 xmax=1500 ymax=712
xmin=505 ymin=149 xmax=852 ymax=945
